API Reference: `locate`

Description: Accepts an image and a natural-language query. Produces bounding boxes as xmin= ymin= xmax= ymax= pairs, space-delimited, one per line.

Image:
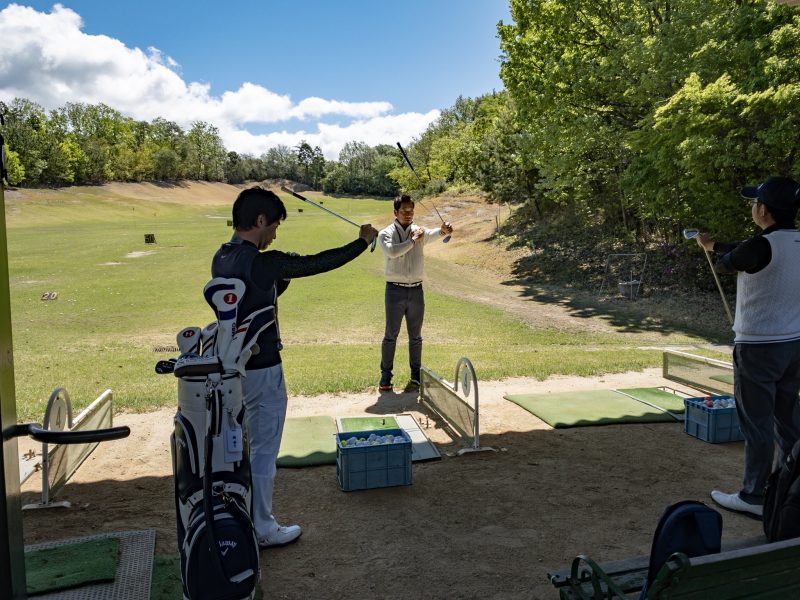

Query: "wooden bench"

xmin=547 ymin=536 xmax=800 ymax=599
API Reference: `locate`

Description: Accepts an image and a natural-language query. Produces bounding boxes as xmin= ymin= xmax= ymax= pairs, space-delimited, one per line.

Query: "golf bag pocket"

xmin=182 ymin=491 xmax=259 ymax=600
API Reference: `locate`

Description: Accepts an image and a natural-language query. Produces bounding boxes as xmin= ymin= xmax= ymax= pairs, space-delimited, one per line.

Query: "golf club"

xmin=396 ymin=142 xmax=452 ymax=243
xmin=279 ymin=186 xmax=377 ymax=252
xmin=155 ymin=358 xmax=176 ymax=374
xmin=683 ymin=228 xmax=734 ymax=325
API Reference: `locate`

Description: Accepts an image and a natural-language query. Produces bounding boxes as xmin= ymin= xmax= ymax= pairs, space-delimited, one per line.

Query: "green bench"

xmin=548 ymin=536 xmax=800 ymax=599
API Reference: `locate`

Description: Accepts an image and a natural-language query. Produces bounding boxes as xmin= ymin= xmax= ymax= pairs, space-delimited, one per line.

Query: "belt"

xmin=389 ymin=281 xmax=422 ymax=288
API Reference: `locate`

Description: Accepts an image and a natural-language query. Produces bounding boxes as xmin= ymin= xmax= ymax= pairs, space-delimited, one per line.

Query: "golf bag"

xmin=763 ymin=438 xmax=800 ymax=542
xmin=168 ymin=277 xmax=278 ymax=600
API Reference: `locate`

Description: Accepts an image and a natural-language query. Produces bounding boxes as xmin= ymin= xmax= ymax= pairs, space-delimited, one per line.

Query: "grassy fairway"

xmin=7 ymin=184 xmax=697 ymax=421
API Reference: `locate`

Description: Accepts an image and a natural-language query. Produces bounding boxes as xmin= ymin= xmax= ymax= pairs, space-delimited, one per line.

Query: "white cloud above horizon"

xmin=0 ymin=3 xmax=439 ymax=159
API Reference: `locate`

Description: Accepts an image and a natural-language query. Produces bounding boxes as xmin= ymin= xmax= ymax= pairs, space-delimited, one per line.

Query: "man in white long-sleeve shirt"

xmin=377 ymin=195 xmax=453 ymax=392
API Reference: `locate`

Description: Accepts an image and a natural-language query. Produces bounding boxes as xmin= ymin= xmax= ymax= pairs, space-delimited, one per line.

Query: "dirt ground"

xmin=15 ymin=184 xmax=760 ymax=599
xmin=19 ymin=369 xmax=762 ymax=600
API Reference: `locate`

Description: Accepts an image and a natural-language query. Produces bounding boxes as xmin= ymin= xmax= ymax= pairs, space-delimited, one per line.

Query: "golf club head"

xmin=442 ymin=234 xmax=451 ymax=244
xmin=682 ymin=228 xmax=699 ymax=240
xmin=155 ymin=359 xmax=176 ymax=374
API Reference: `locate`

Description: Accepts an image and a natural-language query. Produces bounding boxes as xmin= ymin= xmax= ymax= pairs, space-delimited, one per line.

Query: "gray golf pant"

xmin=242 ymin=363 xmax=288 ymax=540
xmin=381 ymin=283 xmax=424 ymax=381
xmin=734 ymin=340 xmax=800 ymax=504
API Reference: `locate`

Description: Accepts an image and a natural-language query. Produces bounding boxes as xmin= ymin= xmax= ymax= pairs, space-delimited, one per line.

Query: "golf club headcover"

xmin=176 ymin=326 xmax=202 ymax=355
xmin=203 ymin=278 xmax=246 ymax=368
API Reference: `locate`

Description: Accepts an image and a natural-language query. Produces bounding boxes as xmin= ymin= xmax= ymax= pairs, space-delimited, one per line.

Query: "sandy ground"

xmin=19 ymin=369 xmax=762 ymax=600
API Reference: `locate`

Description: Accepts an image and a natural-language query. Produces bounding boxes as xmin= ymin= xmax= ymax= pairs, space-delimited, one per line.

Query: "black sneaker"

xmin=404 ymin=379 xmax=420 ymax=393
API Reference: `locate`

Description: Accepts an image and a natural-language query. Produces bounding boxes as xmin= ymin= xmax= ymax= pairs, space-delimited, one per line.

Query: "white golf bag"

xmin=168 ymin=278 xmax=277 ymax=600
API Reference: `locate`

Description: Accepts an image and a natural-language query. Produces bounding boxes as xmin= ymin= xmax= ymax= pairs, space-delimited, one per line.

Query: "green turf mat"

xmin=616 ymin=387 xmax=687 ymax=413
xmin=277 ymin=415 xmax=338 ymax=467
xmin=338 ymin=415 xmax=399 ymax=432
xmin=25 ymin=537 xmax=119 ymax=595
xmin=150 ymin=555 xmax=182 ymax=600
xmin=710 ymin=374 xmax=735 ymax=385
xmin=150 ymin=555 xmax=263 ymax=599
xmin=504 ymin=389 xmax=680 ymax=428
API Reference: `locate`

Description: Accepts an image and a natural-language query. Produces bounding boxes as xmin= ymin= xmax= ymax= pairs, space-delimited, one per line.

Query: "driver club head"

xmin=682 ymin=228 xmax=699 ymax=240
xmin=442 ymin=235 xmax=451 ymax=244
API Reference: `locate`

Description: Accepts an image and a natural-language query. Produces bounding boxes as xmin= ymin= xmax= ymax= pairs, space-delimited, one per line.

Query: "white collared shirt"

xmin=378 ymin=219 xmax=441 ymax=284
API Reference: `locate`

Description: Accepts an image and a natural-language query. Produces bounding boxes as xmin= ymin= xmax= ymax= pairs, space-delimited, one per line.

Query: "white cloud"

xmin=0 ymin=3 xmax=439 ymax=157
xmin=220 ymin=110 xmax=440 ymax=160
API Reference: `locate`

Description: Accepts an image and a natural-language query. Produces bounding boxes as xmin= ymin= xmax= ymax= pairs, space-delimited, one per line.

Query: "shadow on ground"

xmin=503 ymin=277 xmax=733 ymax=343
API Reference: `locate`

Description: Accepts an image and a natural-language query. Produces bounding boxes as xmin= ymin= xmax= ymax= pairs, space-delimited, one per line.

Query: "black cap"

xmin=740 ymin=176 xmax=800 ymax=210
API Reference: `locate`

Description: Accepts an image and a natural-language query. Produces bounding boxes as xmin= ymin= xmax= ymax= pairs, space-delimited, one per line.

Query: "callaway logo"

xmin=219 ymin=539 xmax=238 ymax=556
xmin=223 ymin=292 xmax=238 ymax=305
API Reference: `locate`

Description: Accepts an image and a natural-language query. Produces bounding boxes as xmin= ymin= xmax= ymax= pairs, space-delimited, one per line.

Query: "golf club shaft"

xmin=280 ymin=186 xmax=359 ymax=228
xmin=702 ymin=248 xmax=734 ymax=325
xmin=396 ymin=142 xmax=447 ymax=225
xmin=280 ymin=186 xmax=376 ymax=251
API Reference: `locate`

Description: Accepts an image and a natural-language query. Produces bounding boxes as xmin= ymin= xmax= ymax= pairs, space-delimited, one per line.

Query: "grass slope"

xmin=7 ymin=183 xmax=699 ymax=420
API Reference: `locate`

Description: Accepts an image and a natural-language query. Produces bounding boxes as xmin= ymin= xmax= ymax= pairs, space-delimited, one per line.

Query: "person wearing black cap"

xmin=696 ymin=176 xmax=800 ymax=517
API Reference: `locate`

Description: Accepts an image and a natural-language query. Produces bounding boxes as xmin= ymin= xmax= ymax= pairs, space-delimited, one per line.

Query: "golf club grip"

xmin=22 ymin=423 xmax=131 ymax=444
xmin=280 ymin=185 xmax=306 ymax=202
xmin=370 ymin=238 xmax=376 ymax=252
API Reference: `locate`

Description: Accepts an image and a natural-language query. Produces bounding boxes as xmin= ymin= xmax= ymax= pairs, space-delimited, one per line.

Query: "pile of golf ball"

xmin=700 ymin=395 xmax=735 ymax=409
xmin=340 ymin=433 xmax=406 ymax=447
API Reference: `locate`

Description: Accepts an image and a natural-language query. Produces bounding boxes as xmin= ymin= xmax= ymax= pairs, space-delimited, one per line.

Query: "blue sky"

xmin=0 ymin=1 xmax=510 ymax=158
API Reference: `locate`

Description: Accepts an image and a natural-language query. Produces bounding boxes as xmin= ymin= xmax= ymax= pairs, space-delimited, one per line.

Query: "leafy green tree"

xmin=186 ymin=121 xmax=226 ymax=181
xmin=338 ymin=141 xmax=376 ymax=193
xmin=295 ymin=140 xmax=315 ymax=185
xmin=224 ymin=151 xmax=248 ymax=183
xmin=1 ymin=98 xmax=49 ymax=184
xmin=261 ymin=145 xmax=298 ymax=180
xmin=3 ymin=147 xmax=25 ymax=186
xmin=310 ymin=146 xmax=326 ymax=189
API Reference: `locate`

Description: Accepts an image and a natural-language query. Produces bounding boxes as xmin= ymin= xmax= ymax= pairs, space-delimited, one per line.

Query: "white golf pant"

xmin=242 ymin=363 xmax=288 ymax=540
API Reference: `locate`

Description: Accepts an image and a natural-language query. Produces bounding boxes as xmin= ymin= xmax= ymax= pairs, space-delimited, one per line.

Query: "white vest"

xmin=734 ymin=229 xmax=800 ymax=343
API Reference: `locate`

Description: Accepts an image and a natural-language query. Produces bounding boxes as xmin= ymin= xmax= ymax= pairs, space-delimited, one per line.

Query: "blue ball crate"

xmin=336 ymin=428 xmax=412 ymax=492
xmin=683 ymin=396 xmax=744 ymax=444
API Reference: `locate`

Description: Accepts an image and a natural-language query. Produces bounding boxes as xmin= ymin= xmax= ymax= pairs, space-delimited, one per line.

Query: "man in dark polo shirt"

xmin=212 ymin=187 xmax=377 ymax=547
xmin=696 ymin=176 xmax=800 ymax=517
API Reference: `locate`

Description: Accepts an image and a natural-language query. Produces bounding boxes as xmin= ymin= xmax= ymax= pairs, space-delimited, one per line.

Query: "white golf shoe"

xmin=258 ymin=524 xmax=302 ymax=548
xmin=710 ymin=490 xmax=763 ymax=517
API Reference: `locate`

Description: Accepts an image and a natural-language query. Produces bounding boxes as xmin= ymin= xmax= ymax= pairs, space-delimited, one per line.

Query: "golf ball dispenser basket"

xmin=684 ymin=395 xmax=744 ymax=443
xmin=336 ymin=428 xmax=412 ymax=491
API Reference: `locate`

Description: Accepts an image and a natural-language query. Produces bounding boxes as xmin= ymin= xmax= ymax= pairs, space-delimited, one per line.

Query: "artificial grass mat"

xmin=504 ymin=387 xmax=686 ymax=428
xmin=25 ymin=537 xmax=119 ymax=595
xmin=276 ymin=415 xmax=338 ymax=467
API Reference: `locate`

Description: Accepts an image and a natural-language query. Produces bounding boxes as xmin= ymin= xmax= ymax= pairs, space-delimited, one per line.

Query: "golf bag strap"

xmin=203 ymin=386 xmax=234 ymax=584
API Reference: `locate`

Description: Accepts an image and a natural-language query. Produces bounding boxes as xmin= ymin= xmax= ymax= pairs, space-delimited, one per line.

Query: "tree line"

xmin=0 ymin=98 xmax=406 ymax=197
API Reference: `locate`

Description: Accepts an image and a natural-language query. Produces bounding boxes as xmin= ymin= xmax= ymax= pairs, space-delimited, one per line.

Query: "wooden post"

xmin=0 ymin=171 xmax=27 ymax=598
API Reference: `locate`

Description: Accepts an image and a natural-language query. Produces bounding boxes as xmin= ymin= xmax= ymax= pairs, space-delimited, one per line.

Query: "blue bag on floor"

xmin=639 ymin=500 xmax=722 ymax=599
